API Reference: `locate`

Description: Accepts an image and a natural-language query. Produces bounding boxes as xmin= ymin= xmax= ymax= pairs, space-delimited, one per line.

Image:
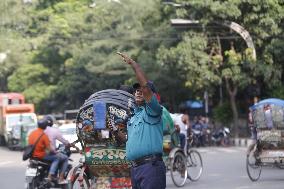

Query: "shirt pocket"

xmin=142 ymin=113 xmax=161 ymax=126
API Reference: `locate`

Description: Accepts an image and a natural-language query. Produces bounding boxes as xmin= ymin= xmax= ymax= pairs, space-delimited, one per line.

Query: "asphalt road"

xmin=0 ymin=146 xmax=284 ymax=189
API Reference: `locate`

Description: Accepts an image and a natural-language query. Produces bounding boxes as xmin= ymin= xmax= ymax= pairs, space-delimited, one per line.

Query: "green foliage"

xmin=1 ymin=0 xmax=283 ymax=116
xmin=212 ymin=101 xmax=233 ymax=126
xmin=268 ymin=86 xmax=284 ymax=100
xmin=7 ymin=63 xmax=57 ymax=110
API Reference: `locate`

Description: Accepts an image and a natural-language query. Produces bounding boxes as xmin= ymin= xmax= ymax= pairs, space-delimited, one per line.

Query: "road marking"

xmin=0 ymin=161 xmax=13 ymax=166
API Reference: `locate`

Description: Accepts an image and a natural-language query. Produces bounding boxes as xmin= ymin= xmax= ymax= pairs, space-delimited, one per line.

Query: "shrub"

xmin=212 ymin=102 xmax=233 ymax=127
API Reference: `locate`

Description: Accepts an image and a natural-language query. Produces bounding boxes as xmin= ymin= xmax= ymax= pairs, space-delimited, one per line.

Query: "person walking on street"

xmin=117 ymin=52 xmax=166 ymax=189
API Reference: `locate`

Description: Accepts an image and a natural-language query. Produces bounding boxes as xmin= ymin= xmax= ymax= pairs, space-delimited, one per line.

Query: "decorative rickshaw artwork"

xmin=75 ymin=89 xmax=135 ymax=188
xmin=95 ymin=177 xmax=132 ymax=189
xmin=84 ymin=147 xmax=131 ymax=177
xmin=76 ymin=99 xmax=133 ymax=146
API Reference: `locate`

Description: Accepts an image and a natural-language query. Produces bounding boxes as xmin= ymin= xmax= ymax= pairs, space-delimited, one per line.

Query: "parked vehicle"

xmin=191 ymin=129 xmax=203 ymax=147
xmin=0 ymin=93 xmax=37 ymax=149
xmin=211 ymin=127 xmax=230 ymax=146
xmin=57 ymin=123 xmax=82 ymax=152
xmin=25 ymin=144 xmax=77 ymax=189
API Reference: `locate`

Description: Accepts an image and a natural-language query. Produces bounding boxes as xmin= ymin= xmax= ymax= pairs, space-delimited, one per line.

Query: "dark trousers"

xmin=131 ymin=160 xmax=166 ymax=189
xmin=179 ymin=133 xmax=186 ymax=149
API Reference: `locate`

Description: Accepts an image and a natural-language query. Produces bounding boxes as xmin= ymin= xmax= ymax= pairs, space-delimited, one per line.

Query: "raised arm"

xmin=117 ymin=52 xmax=153 ymax=102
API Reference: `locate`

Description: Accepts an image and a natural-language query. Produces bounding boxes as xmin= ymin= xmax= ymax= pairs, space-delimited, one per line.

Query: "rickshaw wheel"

xmin=170 ymin=151 xmax=187 ymax=187
xmin=187 ymin=149 xmax=203 ymax=181
xmin=246 ymin=148 xmax=262 ymax=181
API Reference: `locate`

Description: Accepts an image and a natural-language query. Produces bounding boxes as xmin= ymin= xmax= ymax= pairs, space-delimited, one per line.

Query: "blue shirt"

xmin=126 ymin=96 xmax=163 ymax=160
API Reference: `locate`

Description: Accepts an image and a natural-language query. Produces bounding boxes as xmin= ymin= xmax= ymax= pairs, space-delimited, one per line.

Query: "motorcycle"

xmin=66 ymin=154 xmax=92 ymax=188
xmin=211 ymin=127 xmax=230 ymax=146
xmin=191 ymin=129 xmax=203 ymax=147
xmin=25 ymin=144 xmax=76 ymax=189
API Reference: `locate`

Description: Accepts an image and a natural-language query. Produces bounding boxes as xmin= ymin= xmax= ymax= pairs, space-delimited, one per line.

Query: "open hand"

xmin=117 ymin=52 xmax=135 ymax=65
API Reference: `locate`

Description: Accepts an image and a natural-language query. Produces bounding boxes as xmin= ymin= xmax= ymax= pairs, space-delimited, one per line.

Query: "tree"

xmin=164 ymin=0 xmax=284 ymax=136
xmin=0 ymin=0 xmax=31 ymax=91
xmin=8 ymin=63 xmax=57 ymax=111
xmin=6 ymin=0 xmax=175 ymax=112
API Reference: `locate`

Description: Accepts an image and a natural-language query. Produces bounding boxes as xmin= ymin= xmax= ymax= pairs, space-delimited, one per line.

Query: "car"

xmin=56 ymin=122 xmax=82 ymax=152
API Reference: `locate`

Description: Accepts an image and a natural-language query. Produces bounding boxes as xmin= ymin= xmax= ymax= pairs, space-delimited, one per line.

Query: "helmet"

xmin=224 ymin=127 xmax=230 ymax=134
xmin=38 ymin=119 xmax=48 ymax=130
xmin=44 ymin=115 xmax=54 ymax=127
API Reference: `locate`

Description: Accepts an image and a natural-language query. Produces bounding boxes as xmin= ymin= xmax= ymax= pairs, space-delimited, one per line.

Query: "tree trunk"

xmin=0 ymin=77 xmax=8 ymax=92
xmin=229 ymin=92 xmax=239 ymax=137
xmin=225 ymin=78 xmax=239 ymax=137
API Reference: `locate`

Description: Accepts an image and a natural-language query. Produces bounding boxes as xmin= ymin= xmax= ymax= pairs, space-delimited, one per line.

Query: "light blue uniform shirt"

xmin=126 ymin=95 xmax=163 ymax=160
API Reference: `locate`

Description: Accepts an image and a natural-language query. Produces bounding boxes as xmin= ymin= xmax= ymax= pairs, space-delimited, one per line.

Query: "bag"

xmin=22 ymin=133 xmax=44 ymax=161
xmin=22 ymin=145 xmax=35 ymax=161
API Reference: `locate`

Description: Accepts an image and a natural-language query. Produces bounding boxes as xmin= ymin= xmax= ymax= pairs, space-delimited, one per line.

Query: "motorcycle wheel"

xmin=71 ymin=173 xmax=90 ymax=189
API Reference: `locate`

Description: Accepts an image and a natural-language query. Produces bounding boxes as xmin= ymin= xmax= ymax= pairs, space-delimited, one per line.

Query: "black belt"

xmin=131 ymin=153 xmax=163 ymax=167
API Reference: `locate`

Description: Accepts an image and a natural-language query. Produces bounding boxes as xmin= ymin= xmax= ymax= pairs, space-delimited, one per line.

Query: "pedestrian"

xmin=117 ymin=52 xmax=166 ymax=189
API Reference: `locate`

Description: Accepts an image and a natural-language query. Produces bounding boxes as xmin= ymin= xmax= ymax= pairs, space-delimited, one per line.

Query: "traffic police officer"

xmin=117 ymin=52 xmax=166 ymax=189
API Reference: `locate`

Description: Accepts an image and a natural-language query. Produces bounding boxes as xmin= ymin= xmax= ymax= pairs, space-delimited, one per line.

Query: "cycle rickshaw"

xmin=68 ymin=89 xmax=202 ymax=188
xmin=246 ymin=98 xmax=284 ymax=181
xmin=162 ymin=108 xmax=203 ymax=187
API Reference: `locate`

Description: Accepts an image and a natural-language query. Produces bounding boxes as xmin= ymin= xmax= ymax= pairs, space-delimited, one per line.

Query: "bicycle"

xmin=186 ymin=133 xmax=203 ymax=181
xmin=163 ymin=131 xmax=203 ymax=187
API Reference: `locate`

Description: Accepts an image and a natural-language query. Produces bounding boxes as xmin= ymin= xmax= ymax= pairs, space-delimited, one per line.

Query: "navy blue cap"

xmin=132 ymin=81 xmax=157 ymax=93
xmin=119 ymin=85 xmax=134 ymax=94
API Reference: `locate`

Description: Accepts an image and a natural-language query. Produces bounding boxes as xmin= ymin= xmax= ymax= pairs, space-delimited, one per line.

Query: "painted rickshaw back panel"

xmin=76 ymin=89 xmax=135 ymax=188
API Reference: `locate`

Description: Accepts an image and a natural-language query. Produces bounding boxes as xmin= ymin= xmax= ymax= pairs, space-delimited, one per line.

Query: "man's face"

xmin=134 ymin=88 xmax=144 ymax=105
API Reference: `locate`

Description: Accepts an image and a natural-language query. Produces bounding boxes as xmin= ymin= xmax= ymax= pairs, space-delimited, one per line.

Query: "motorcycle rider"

xmin=28 ymin=119 xmax=60 ymax=183
xmin=44 ymin=115 xmax=75 ymax=184
xmin=192 ymin=116 xmax=210 ymax=146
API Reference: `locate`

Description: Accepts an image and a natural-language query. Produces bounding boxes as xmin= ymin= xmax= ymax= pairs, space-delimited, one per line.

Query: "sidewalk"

xmin=230 ymin=138 xmax=253 ymax=147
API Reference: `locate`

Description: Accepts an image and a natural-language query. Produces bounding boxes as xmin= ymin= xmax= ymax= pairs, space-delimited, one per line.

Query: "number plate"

xmin=25 ymin=167 xmax=37 ymax=176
